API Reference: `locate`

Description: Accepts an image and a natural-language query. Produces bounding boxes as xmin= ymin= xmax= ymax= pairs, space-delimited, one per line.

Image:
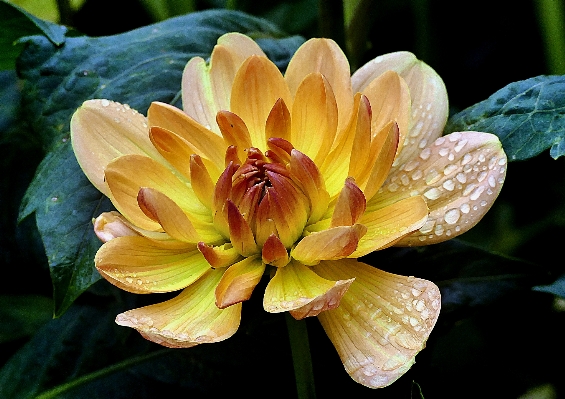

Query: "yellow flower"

xmin=70 ymin=33 xmax=506 ymax=388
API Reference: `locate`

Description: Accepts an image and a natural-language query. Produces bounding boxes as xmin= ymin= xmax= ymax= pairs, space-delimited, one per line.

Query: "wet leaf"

xmin=445 ymin=75 xmax=565 ymax=161
xmin=0 ymin=295 xmax=52 ymax=343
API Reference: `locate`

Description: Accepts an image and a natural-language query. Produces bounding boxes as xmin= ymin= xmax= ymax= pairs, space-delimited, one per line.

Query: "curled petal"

xmin=291 ymin=224 xmax=367 ymax=266
xmin=215 ymin=255 xmax=265 ymax=308
xmin=95 ymin=236 xmax=209 ymax=293
xmin=263 ymin=260 xmax=354 ymax=319
xmin=353 ymin=196 xmax=428 ymax=257
xmin=116 ymin=269 xmax=241 ymax=348
xmin=262 ymin=234 xmax=290 ymax=267
xmin=70 ymin=99 xmax=163 ymax=196
xmin=189 ymin=154 xmax=216 ymax=210
xmin=314 ymin=259 xmax=441 ymax=388
xmin=285 ymin=38 xmax=353 ymax=132
xmin=212 ymin=162 xmax=236 ymax=238
xmin=331 ymin=177 xmax=367 ymax=227
xmin=94 ymin=211 xmax=139 ymax=242
xmin=351 ymin=51 xmax=448 ymax=168
xmin=198 ymin=242 xmax=242 ymax=269
xmin=216 ymin=111 xmax=253 ymax=163
xmin=375 ymin=132 xmax=507 ymax=245
xmin=227 ymin=200 xmax=259 ymax=257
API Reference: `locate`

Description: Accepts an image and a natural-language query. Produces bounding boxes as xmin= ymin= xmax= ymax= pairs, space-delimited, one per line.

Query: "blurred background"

xmin=2 ymin=0 xmax=565 ymax=398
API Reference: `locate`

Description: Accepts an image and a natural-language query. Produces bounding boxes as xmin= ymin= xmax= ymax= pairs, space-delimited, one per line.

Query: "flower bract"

xmin=71 ymin=32 xmax=507 ymax=388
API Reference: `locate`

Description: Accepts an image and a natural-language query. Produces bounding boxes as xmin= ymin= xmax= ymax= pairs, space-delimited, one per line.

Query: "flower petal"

xmin=115 ymin=269 xmax=241 ymax=348
xmin=216 ymin=110 xmax=253 ymax=162
xmin=331 ymin=177 xmax=367 ymax=227
xmin=230 ymin=55 xmax=292 ymax=151
xmin=314 ymin=259 xmax=441 ymax=388
xmin=70 ymin=99 xmax=163 ymax=196
xmin=95 ymin=236 xmax=210 ymax=293
xmin=265 ymin=98 xmax=292 ymax=142
xmin=215 ymin=255 xmax=265 ymax=308
xmin=197 ymin=242 xmax=241 ymax=268
xmin=263 ymin=260 xmax=354 ymax=319
xmin=352 ymin=196 xmax=428 ymax=257
xmin=375 ymin=132 xmax=507 ymax=245
xmin=351 ymin=52 xmax=448 ymax=168
xmin=147 ymin=102 xmax=226 ymax=169
xmin=189 ymin=154 xmax=216 ymax=209
xmin=227 ymin=200 xmax=259 ymax=257
xmin=105 ymin=154 xmax=208 ymax=231
xmin=291 ymin=224 xmax=367 ymax=266
xmin=94 ymin=211 xmax=139 ymax=242
xmin=262 ymin=234 xmax=290 ymax=267
xmin=285 ymin=38 xmax=353 ymax=131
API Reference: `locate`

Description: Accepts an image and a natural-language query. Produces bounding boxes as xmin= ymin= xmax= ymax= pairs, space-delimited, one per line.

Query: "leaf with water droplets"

xmin=17 ymin=10 xmax=304 ymax=317
xmin=445 ymin=75 xmax=565 ymax=161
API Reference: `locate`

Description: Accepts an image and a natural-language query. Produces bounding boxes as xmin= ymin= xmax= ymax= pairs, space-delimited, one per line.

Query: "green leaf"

xmin=17 ymin=9 xmax=304 ymax=317
xmin=445 ymin=75 xmax=565 ymax=161
xmin=0 ymin=0 xmax=66 ymax=70
xmin=533 ymin=273 xmax=565 ymax=298
xmin=0 ymin=295 xmax=53 ymax=343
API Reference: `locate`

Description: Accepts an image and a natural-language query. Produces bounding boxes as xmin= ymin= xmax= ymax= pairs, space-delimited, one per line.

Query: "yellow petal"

xmin=215 ymin=255 xmax=265 ymax=308
xmin=360 ymin=71 xmax=410 ymax=162
xmin=331 ymin=177 xmax=367 ymax=227
xmin=290 ymin=73 xmax=338 ymax=166
xmin=373 ymin=132 xmax=507 ymax=245
xmin=262 ymin=234 xmax=290 ymax=267
xmin=263 ymin=260 xmax=354 ymax=319
xmin=197 ymin=242 xmax=241 ymax=268
xmin=70 ymin=99 xmax=164 ymax=196
xmin=314 ymin=259 xmax=441 ymax=388
xmin=230 ymin=55 xmax=292 ymax=151
xmin=265 ymin=98 xmax=292 ymax=142
xmin=285 ymin=38 xmax=353 ymax=132
xmin=105 ymin=154 xmax=208 ymax=231
xmin=115 ymin=269 xmax=241 ymax=348
xmin=351 ymin=52 xmax=448 ymax=168
xmin=95 ymin=236 xmax=210 ymax=293
xmin=352 ymin=196 xmax=428 ymax=257
xmin=216 ymin=110 xmax=253 ymax=162
xmin=291 ymin=224 xmax=367 ymax=266
xmin=189 ymin=154 xmax=216 ymax=210
xmin=147 ymin=102 xmax=226 ymax=169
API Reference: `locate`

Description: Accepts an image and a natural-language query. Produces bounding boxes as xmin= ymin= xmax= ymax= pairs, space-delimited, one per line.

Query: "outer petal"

xmin=351 ymin=51 xmax=449 ymax=168
xmin=116 ymin=269 xmax=241 ymax=348
xmin=314 ymin=259 xmax=441 ymax=388
xmin=374 ymin=132 xmax=507 ymax=245
xmin=285 ymin=38 xmax=353 ymax=132
xmin=93 ymin=211 xmax=139 ymax=242
xmin=70 ymin=99 xmax=164 ymax=196
xmin=215 ymin=255 xmax=265 ymax=308
xmin=263 ymin=260 xmax=354 ymax=319
xmin=95 ymin=236 xmax=210 ymax=293
xmin=352 ymin=196 xmax=428 ymax=257
xmin=230 ymin=55 xmax=292 ymax=151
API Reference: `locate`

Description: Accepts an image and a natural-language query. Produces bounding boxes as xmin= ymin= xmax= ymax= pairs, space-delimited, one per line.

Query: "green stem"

xmin=285 ymin=313 xmax=316 ymax=399
xmin=318 ymin=0 xmax=346 ymax=51
xmin=55 ymin=0 xmax=72 ymax=25
xmin=535 ymin=0 xmax=565 ymax=74
xmin=34 ymin=349 xmax=170 ymax=399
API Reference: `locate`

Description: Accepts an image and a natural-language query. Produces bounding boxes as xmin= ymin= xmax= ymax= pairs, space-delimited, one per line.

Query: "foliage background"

xmin=1 ymin=0 xmax=565 ymax=398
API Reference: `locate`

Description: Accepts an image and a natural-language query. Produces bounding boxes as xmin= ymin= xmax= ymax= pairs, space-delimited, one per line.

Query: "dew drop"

xmin=434 ymin=224 xmax=444 ymax=236
xmin=470 ymin=186 xmax=486 ymax=201
xmin=463 ymin=183 xmax=477 ymax=196
xmin=442 ymin=179 xmax=455 ymax=191
xmin=434 ymin=137 xmax=446 ymax=146
xmin=444 ymin=208 xmax=461 ymax=224
xmin=400 ymin=174 xmax=410 ymax=186
xmin=411 ymin=170 xmax=423 ymax=180
xmin=426 ymin=169 xmax=441 ymax=185
xmin=423 ymin=188 xmax=441 ymax=200
xmin=488 ymin=176 xmax=496 ymax=187
xmin=461 ymin=153 xmax=473 ymax=165
xmin=456 ymin=172 xmax=467 ymax=183
xmin=404 ymin=160 xmax=420 ymax=172
xmin=419 ymin=148 xmax=431 ymax=160
xmin=460 ymin=203 xmax=470 ymax=213
xmin=477 ymin=171 xmax=487 ymax=182
xmin=448 ymin=132 xmax=462 ymax=141
xmin=101 ymin=99 xmax=110 ymax=107
xmin=454 ymin=139 xmax=468 ymax=152
xmin=443 ymin=164 xmax=458 ymax=175
xmin=419 ymin=219 xmax=435 ymax=234
xmin=439 ymin=148 xmax=449 ymax=157
xmin=387 ymin=183 xmax=399 ymax=192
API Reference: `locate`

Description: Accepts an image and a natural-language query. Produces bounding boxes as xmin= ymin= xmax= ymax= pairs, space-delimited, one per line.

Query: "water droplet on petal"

xmin=444 ymin=208 xmax=461 ymax=224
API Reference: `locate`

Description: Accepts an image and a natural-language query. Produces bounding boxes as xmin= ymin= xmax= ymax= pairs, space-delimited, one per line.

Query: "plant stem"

xmin=318 ymin=0 xmax=346 ymax=51
xmin=535 ymin=0 xmax=565 ymax=74
xmin=285 ymin=313 xmax=317 ymax=399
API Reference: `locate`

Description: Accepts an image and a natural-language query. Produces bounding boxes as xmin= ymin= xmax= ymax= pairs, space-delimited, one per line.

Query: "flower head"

xmin=71 ymin=33 xmax=506 ymax=388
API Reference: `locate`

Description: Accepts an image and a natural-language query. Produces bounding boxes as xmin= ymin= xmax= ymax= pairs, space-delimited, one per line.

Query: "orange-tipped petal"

xmin=352 ymin=196 xmax=428 ymax=257
xmin=285 ymin=38 xmax=353 ymax=132
xmin=197 ymin=242 xmax=242 ymax=269
xmin=212 ymin=162 xmax=236 ymax=238
xmin=189 ymin=154 xmax=216 ymax=210
xmin=94 ymin=211 xmax=139 ymax=242
xmin=291 ymin=224 xmax=367 ymax=266
xmin=289 ymin=149 xmax=330 ymax=224
xmin=95 ymin=236 xmax=209 ymax=293
xmin=215 ymin=255 xmax=265 ymax=308
xmin=115 ymin=269 xmax=241 ymax=348
xmin=70 ymin=99 xmax=163 ymax=196
xmin=263 ymin=260 xmax=354 ymax=319
xmin=314 ymin=259 xmax=440 ymax=388
xmin=262 ymin=234 xmax=290 ymax=267
xmin=290 ymin=73 xmax=338 ymax=166
xmin=351 ymin=51 xmax=448 ymax=168
xmin=265 ymin=98 xmax=292 ymax=142
xmin=230 ymin=55 xmax=292 ymax=151
xmin=378 ymin=132 xmax=507 ymax=245
xmin=227 ymin=200 xmax=259 ymax=257
xmin=331 ymin=178 xmax=367 ymax=227
xmin=216 ymin=110 xmax=253 ymax=162
xmin=147 ymin=102 xmax=225 ymax=169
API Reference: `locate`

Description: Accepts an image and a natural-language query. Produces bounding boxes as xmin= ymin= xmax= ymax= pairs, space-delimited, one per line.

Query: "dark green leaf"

xmin=17 ymin=10 xmax=304 ymax=317
xmin=533 ymin=273 xmax=565 ymax=298
xmin=445 ymin=75 xmax=565 ymax=161
xmin=0 ymin=295 xmax=52 ymax=343
xmin=0 ymin=0 xmax=66 ymax=70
